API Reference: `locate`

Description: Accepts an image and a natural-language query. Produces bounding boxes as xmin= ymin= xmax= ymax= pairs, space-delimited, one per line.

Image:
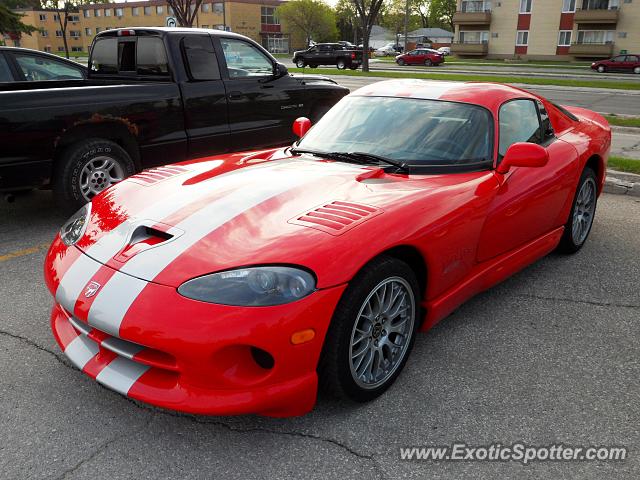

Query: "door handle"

xmin=227 ymin=91 xmax=243 ymax=99
xmin=261 ymin=84 xmax=274 ymax=89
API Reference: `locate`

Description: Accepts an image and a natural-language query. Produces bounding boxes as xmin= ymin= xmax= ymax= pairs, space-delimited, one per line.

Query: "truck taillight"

xmin=351 ymin=53 xmax=355 ymax=59
xmin=117 ymin=29 xmax=136 ymax=36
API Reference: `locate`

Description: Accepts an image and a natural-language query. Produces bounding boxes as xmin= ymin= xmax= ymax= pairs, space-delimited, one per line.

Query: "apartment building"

xmin=451 ymin=0 xmax=640 ymax=59
xmin=4 ymin=0 xmax=288 ymax=55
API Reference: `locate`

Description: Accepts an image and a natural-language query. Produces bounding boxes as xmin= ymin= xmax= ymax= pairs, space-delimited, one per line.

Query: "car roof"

xmin=351 ymin=79 xmax=538 ymax=112
xmin=95 ymin=27 xmax=253 ymax=42
xmin=0 ymin=46 xmax=87 ymax=68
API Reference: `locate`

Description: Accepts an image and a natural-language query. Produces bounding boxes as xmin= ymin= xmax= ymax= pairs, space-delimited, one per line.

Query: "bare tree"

xmin=351 ymin=0 xmax=385 ymax=72
xmin=43 ymin=0 xmax=106 ymax=59
xmin=166 ymin=0 xmax=205 ymax=28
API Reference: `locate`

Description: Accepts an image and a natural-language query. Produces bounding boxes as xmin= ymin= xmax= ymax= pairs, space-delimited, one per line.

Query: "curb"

xmin=610 ymin=125 xmax=640 ymax=135
xmin=604 ymin=169 xmax=640 ymax=197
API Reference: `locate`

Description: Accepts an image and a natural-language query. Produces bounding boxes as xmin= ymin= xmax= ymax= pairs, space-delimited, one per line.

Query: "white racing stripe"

xmin=95 ymin=357 xmax=149 ymax=395
xmin=87 ymin=168 xmax=314 ymax=336
xmin=55 ymin=159 xmax=294 ymax=311
xmin=64 ymin=335 xmax=99 ymax=370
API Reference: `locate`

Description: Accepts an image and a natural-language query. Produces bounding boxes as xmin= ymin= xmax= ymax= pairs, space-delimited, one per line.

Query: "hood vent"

xmin=128 ymin=166 xmax=188 ymax=186
xmin=290 ymin=201 xmax=382 ymax=236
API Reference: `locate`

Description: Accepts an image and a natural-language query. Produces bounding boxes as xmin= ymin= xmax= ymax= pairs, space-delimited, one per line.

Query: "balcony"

xmin=453 ymin=11 xmax=492 ymax=25
xmin=573 ymin=8 xmax=619 ymax=24
xmin=568 ymin=43 xmax=614 ymax=57
xmin=451 ymin=42 xmax=489 ymax=56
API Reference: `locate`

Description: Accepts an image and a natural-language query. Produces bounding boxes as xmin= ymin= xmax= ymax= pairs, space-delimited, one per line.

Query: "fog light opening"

xmin=250 ymin=347 xmax=275 ymax=370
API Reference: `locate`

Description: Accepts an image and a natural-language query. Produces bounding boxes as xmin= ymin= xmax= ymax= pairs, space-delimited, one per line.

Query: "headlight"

xmin=178 ymin=266 xmax=316 ymax=306
xmin=60 ymin=203 xmax=91 ymax=246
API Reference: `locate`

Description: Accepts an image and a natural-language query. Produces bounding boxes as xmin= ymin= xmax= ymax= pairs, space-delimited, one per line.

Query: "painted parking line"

xmin=0 ymin=243 xmax=50 ymax=263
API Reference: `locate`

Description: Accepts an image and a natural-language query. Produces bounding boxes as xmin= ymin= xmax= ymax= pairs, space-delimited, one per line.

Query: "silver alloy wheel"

xmin=634 ymin=66 xmax=640 ymax=74
xmin=349 ymin=277 xmax=415 ymax=389
xmin=296 ymin=59 xmax=305 ymax=68
xmin=572 ymin=177 xmax=596 ymax=246
xmin=79 ymin=155 xmax=125 ymax=201
xmin=597 ymin=65 xmax=605 ymax=73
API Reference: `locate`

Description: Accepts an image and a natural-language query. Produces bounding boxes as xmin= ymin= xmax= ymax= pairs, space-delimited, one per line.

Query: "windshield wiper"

xmin=290 ymin=148 xmax=410 ymax=173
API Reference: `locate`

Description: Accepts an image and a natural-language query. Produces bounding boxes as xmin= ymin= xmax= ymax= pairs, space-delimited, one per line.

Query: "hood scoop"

xmin=128 ymin=166 xmax=188 ymax=186
xmin=290 ymin=201 xmax=383 ymax=236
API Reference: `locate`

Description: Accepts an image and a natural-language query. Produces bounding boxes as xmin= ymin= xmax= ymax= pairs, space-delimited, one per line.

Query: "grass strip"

xmin=608 ymin=156 xmax=640 ymax=175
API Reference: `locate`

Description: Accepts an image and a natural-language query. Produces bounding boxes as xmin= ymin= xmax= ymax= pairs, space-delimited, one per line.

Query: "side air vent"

xmin=290 ymin=201 xmax=383 ymax=236
xmin=128 ymin=165 xmax=188 ymax=186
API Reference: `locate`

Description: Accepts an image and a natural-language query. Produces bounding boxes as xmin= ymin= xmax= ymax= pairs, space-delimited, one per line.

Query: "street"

xmin=1 ymin=187 xmax=638 ymax=479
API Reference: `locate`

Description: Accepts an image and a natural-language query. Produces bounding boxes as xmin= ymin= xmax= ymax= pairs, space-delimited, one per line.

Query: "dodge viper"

xmin=45 ymin=79 xmax=611 ymax=417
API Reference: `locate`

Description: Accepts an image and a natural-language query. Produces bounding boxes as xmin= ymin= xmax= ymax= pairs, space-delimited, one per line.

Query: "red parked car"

xmin=396 ymin=48 xmax=444 ymax=67
xmin=591 ymin=54 xmax=640 ymax=74
xmin=46 ymin=80 xmax=610 ymax=417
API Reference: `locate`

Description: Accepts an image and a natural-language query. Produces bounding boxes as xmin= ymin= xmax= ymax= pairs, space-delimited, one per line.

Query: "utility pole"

xmin=223 ymin=0 xmax=227 ymax=30
xmin=403 ymin=0 xmax=409 ymax=53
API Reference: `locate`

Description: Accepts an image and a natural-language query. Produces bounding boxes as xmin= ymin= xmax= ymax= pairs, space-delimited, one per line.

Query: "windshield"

xmin=297 ymin=96 xmax=493 ymax=167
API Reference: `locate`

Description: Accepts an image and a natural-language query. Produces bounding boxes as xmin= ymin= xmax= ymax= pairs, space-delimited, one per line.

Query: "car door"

xmin=608 ymin=55 xmax=626 ymax=72
xmin=0 ymin=52 xmax=16 ymax=82
xmin=476 ymin=98 xmax=580 ymax=262
xmin=174 ymin=34 xmax=230 ymax=158
xmin=215 ymin=35 xmax=305 ymax=151
xmin=624 ymin=55 xmax=639 ymax=72
xmin=8 ymin=51 xmax=85 ymax=81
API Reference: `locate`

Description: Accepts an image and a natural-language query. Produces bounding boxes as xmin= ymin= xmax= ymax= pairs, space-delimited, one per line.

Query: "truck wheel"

xmin=296 ymin=59 xmax=305 ymax=68
xmin=54 ymin=138 xmax=135 ymax=209
xmin=337 ymin=59 xmax=347 ymax=70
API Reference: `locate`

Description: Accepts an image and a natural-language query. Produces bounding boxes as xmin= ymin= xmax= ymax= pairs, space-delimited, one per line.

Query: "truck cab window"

xmin=118 ymin=41 xmax=135 ymax=72
xmin=181 ymin=35 xmax=220 ymax=80
xmin=90 ymin=37 xmax=118 ymax=74
xmin=137 ymin=37 xmax=169 ymax=76
xmin=220 ymin=38 xmax=273 ymax=78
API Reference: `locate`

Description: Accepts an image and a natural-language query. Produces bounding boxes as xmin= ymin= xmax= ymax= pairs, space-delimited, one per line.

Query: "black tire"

xmin=397 ymin=59 xmax=405 ymax=66
xmin=557 ymin=167 xmax=598 ymax=254
xmin=318 ymin=256 xmax=420 ymax=402
xmin=337 ymin=59 xmax=347 ymax=70
xmin=54 ymin=138 xmax=135 ymax=210
xmin=296 ymin=59 xmax=305 ymax=68
xmin=424 ymin=59 xmax=432 ymax=66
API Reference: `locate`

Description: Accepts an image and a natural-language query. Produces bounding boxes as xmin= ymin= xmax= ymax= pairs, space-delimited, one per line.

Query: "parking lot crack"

xmin=0 ymin=329 xmax=71 ymax=368
xmin=514 ymin=293 xmax=639 ymax=309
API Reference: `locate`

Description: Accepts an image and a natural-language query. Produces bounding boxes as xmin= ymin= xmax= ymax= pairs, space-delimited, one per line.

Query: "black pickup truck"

xmin=0 ymin=28 xmax=348 ymax=208
xmin=292 ymin=43 xmax=363 ymax=70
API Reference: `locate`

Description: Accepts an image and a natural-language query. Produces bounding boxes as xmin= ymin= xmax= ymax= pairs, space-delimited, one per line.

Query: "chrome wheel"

xmin=572 ymin=177 xmax=596 ymax=246
xmin=349 ymin=277 xmax=415 ymax=389
xmin=79 ymin=155 xmax=125 ymax=201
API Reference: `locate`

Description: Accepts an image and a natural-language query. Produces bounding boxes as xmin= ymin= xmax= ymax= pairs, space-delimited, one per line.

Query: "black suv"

xmin=293 ymin=43 xmax=363 ymax=70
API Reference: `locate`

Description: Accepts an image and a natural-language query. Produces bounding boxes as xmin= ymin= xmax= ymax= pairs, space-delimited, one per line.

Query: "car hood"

xmin=77 ymin=149 xmax=488 ymax=288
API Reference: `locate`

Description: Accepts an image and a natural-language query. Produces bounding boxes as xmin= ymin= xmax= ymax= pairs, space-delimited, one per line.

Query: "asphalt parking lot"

xmin=1 ymin=187 xmax=639 ymax=479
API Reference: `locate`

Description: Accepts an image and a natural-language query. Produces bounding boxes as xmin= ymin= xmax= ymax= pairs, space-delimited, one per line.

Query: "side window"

xmin=0 ymin=54 xmax=13 ymax=82
xmin=626 ymin=55 xmax=638 ymax=62
xmin=14 ymin=53 xmax=84 ymax=81
xmin=181 ymin=35 xmax=220 ymax=80
xmin=498 ymin=99 xmax=543 ymax=157
xmin=536 ymin=101 xmax=554 ymax=141
xmin=611 ymin=55 xmax=625 ymax=62
xmin=90 ymin=37 xmax=118 ymax=73
xmin=136 ymin=37 xmax=169 ymax=76
xmin=220 ymin=37 xmax=273 ymax=78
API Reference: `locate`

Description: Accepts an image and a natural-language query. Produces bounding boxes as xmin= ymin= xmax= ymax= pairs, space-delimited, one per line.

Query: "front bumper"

xmin=47 ymin=246 xmax=346 ymax=417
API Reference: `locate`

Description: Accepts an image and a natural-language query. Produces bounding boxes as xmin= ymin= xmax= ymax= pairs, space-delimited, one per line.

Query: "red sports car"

xmin=45 ymin=80 xmax=610 ymax=417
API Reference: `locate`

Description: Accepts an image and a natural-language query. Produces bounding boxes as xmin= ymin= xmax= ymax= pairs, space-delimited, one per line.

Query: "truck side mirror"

xmin=274 ymin=62 xmax=288 ymax=77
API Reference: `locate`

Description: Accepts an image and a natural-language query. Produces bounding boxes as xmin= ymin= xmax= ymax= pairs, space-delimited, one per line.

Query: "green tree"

xmin=335 ymin=0 xmax=358 ymax=44
xmin=0 ymin=2 xmax=37 ymax=38
xmin=429 ymin=0 xmax=455 ymax=31
xmin=277 ymin=0 xmax=338 ymax=47
xmin=351 ymin=0 xmax=386 ymax=71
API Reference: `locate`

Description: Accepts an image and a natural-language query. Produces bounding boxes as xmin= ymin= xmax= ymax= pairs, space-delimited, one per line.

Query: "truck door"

xmin=176 ymin=34 xmax=231 ymax=158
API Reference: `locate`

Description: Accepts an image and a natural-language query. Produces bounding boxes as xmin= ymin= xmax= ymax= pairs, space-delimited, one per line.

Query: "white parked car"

xmin=437 ymin=46 xmax=451 ymax=56
xmin=374 ymin=44 xmax=399 ymax=57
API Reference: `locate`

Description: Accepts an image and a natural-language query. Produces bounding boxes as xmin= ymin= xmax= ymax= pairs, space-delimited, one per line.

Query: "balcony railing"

xmin=452 ymin=11 xmax=492 ymax=25
xmin=568 ymin=42 xmax=614 ymax=57
xmin=451 ymin=42 xmax=489 ymax=55
xmin=574 ymin=7 xmax=619 ymax=23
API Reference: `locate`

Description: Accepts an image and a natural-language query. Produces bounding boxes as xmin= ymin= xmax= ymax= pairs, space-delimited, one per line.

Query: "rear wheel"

xmin=337 ymin=59 xmax=347 ymax=70
xmin=424 ymin=59 xmax=432 ymax=66
xmin=296 ymin=59 xmax=305 ymax=68
xmin=634 ymin=66 xmax=640 ymax=74
xmin=558 ymin=167 xmax=598 ymax=253
xmin=319 ymin=256 xmax=420 ymax=402
xmin=54 ymin=138 xmax=135 ymax=210
xmin=597 ymin=65 xmax=606 ymax=73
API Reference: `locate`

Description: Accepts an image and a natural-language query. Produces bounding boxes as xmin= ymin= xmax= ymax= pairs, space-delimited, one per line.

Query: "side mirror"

xmin=293 ymin=117 xmax=311 ymax=138
xmin=496 ymin=142 xmax=549 ymax=174
xmin=274 ymin=62 xmax=288 ymax=77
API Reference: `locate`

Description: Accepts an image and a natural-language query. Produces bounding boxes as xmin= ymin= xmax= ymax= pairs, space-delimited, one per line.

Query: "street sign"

xmin=166 ymin=16 xmax=177 ymax=28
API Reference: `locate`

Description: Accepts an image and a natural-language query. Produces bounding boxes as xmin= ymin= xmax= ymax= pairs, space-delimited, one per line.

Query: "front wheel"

xmin=397 ymin=59 xmax=405 ymax=66
xmin=54 ymin=138 xmax=135 ymax=210
xmin=319 ymin=256 xmax=420 ymax=402
xmin=634 ymin=66 xmax=640 ymax=74
xmin=337 ymin=59 xmax=347 ymax=70
xmin=558 ymin=167 xmax=598 ymax=253
xmin=597 ymin=65 xmax=606 ymax=73
xmin=424 ymin=59 xmax=432 ymax=66
xmin=296 ymin=59 xmax=305 ymax=68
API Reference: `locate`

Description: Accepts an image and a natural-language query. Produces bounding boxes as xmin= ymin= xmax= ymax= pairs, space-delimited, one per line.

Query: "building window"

xmin=156 ymin=6 xmax=164 ymax=14
xmin=83 ymin=9 xmax=90 ymax=18
xmin=55 ymin=30 xmax=63 ymax=37
xmin=516 ymin=30 xmax=529 ymax=45
xmin=264 ymin=34 xmax=288 ymax=53
xmin=561 ymin=0 xmax=575 ymax=11
xmin=144 ymin=6 xmax=152 ymax=15
xmin=94 ymin=9 xmax=101 ymax=17
xmin=53 ymin=14 xmax=59 ymax=21
xmin=70 ymin=30 xmax=81 ymax=38
xmin=95 ymin=27 xmax=101 ymax=34
xmin=519 ymin=0 xmax=532 ymax=13
xmin=618 ymin=31 xmax=627 ymax=38
xmin=213 ymin=3 xmax=223 ymax=14
xmin=132 ymin=7 xmax=139 ymax=16
xmin=558 ymin=30 xmax=572 ymax=46
xmin=459 ymin=31 xmax=489 ymax=43
xmin=44 ymin=46 xmax=51 ymax=52
xmin=461 ymin=1 xmax=492 ymax=12
xmin=41 ymin=30 xmax=48 ymax=37
xmin=85 ymin=27 xmax=92 ymax=36
xmin=69 ymin=15 xmax=79 ymax=22
xmin=202 ymin=3 xmax=211 ymax=13
xmin=72 ymin=46 xmax=83 ymax=52
xmin=202 ymin=24 xmax=210 ymax=28
xmin=105 ymin=8 xmax=112 ymax=17
xmin=582 ymin=0 xmax=618 ymax=7
xmin=491 ymin=32 xmax=499 ymax=38
xmin=58 ymin=46 xmax=65 ymax=52
xmin=115 ymin=8 xmax=123 ymax=17
xmin=576 ymin=30 xmax=614 ymax=44
xmin=261 ymin=6 xmax=279 ymax=25
xmin=39 ymin=14 xmax=46 ymax=21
